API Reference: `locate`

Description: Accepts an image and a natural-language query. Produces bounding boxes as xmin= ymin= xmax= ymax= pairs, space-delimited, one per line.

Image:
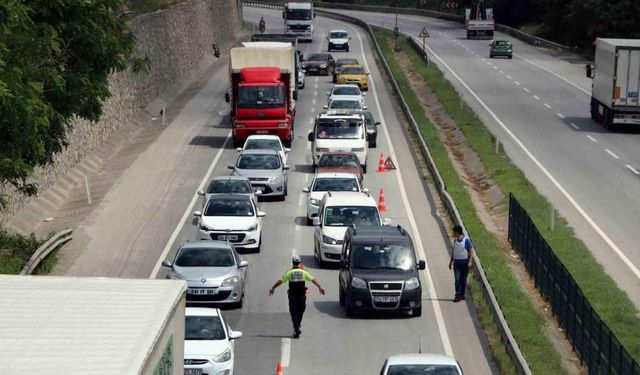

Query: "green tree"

xmin=0 ymin=0 xmax=138 ymax=210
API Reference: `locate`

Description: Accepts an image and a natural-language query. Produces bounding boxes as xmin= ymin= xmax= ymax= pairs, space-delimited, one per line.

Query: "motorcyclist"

xmin=259 ymin=17 xmax=266 ymax=33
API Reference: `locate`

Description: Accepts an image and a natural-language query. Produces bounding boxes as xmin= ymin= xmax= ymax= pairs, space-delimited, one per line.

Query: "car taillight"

xmin=235 ymin=123 xmax=245 ymax=128
xmin=277 ymin=122 xmax=288 ymax=128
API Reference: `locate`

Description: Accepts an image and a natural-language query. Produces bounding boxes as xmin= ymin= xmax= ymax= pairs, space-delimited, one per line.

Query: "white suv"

xmin=303 ymin=172 xmax=366 ymax=224
xmin=312 ymin=191 xmax=388 ymax=267
xmin=308 ymin=112 xmax=368 ymax=172
xmin=327 ymin=30 xmax=350 ymax=52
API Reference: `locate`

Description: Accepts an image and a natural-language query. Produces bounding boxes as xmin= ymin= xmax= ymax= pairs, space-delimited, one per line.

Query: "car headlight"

xmin=222 ymin=276 xmax=241 ymax=287
xmin=245 ymin=223 xmax=258 ymax=232
xmin=268 ymin=175 xmax=282 ymax=183
xmin=322 ymin=235 xmax=338 ymax=245
xmin=320 ymin=64 xmax=327 ymax=68
xmin=213 ymin=348 xmax=232 ymax=363
xmin=200 ymin=224 xmax=212 ymax=231
xmin=309 ymin=198 xmax=320 ymax=206
xmin=351 ymin=277 xmax=367 ymax=289
xmin=405 ymin=277 xmax=420 ymax=290
xmin=351 ymin=147 xmax=365 ymax=152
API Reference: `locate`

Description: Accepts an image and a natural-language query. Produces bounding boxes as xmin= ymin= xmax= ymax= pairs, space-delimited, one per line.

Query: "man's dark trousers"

xmin=288 ymin=296 xmax=306 ymax=333
xmin=453 ymin=261 xmax=469 ymax=298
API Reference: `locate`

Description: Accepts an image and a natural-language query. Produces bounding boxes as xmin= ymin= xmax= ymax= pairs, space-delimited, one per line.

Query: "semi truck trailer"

xmin=226 ymin=42 xmax=297 ymax=148
xmin=587 ymin=38 xmax=640 ymax=129
xmin=283 ymin=2 xmax=315 ymax=42
xmin=465 ymin=0 xmax=494 ymax=39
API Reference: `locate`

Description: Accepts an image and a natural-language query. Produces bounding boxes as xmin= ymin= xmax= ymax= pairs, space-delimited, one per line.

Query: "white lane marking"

xmin=586 ymin=135 xmax=597 ymax=142
xmin=150 ymin=132 xmax=232 ymax=278
xmin=523 ymin=87 xmax=530 ymax=93
xmin=626 ymin=165 xmax=640 ymax=175
xmin=499 ymin=70 xmax=504 ymax=74
xmin=570 ymin=123 xmax=580 ymax=130
xmin=557 ymin=113 xmax=566 ymax=119
xmin=481 ymin=58 xmax=486 ymax=61
xmin=416 ymin=37 xmax=640 ymax=280
xmin=534 ymin=95 xmax=541 ymax=101
xmin=605 ymin=149 xmax=619 ymax=159
xmin=281 ymin=338 xmax=291 ymax=367
xmin=305 ymin=173 xmax=310 ymax=183
xmin=298 ymin=192 xmax=305 ymax=206
xmin=513 ymin=53 xmax=590 ymax=95
xmin=311 ymin=107 xmax=316 ymax=113
xmin=506 ymin=75 xmax=512 ymax=79
xmin=314 ymin=91 xmax=318 ymax=97
xmin=350 ymin=26 xmax=453 ymax=356
xmin=544 ymin=103 xmax=552 ymax=109
xmin=312 ymin=98 xmax=317 ymax=105
xmin=514 ymin=81 xmax=521 ymax=86
xmin=493 ymin=66 xmax=498 ymax=70
xmin=308 ymin=118 xmax=314 ymax=126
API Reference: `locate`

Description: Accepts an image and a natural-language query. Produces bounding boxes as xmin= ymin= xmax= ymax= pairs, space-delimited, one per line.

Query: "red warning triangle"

xmin=384 ymin=156 xmax=397 ymax=170
xmin=418 ymin=26 xmax=430 ymax=38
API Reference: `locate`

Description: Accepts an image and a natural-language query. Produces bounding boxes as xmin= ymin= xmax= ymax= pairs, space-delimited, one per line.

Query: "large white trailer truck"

xmin=588 ymin=38 xmax=640 ymax=129
xmin=283 ymin=2 xmax=315 ymax=42
xmin=0 ymin=276 xmax=187 ymax=375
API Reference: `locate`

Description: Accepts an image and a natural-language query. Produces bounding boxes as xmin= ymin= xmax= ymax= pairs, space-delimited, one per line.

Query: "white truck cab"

xmin=308 ymin=112 xmax=368 ymax=172
xmin=283 ymin=2 xmax=315 ymax=42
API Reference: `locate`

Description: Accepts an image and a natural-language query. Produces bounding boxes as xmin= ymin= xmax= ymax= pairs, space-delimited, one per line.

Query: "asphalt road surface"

xmin=332 ymin=9 xmax=640 ymax=308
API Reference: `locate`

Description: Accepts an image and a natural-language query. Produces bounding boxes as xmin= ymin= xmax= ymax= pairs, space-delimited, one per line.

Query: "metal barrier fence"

xmin=20 ymin=228 xmax=73 ymax=275
xmin=508 ymin=194 xmax=640 ymax=375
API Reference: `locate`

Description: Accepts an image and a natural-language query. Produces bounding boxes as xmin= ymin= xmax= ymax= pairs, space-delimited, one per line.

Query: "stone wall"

xmin=0 ymin=0 xmax=244 ymax=224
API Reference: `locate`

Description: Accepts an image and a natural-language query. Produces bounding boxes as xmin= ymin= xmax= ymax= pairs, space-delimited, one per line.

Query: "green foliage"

xmin=0 ymin=0 xmax=138 ymax=210
xmin=0 ymin=228 xmax=43 ymax=274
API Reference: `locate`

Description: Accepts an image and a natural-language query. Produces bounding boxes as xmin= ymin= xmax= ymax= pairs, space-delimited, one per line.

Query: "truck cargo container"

xmin=283 ymin=2 xmax=315 ymax=41
xmin=249 ymin=33 xmax=304 ymax=89
xmin=226 ymin=42 xmax=297 ymax=148
xmin=588 ymin=38 xmax=640 ymax=129
xmin=0 ymin=276 xmax=187 ymax=375
xmin=465 ymin=0 xmax=494 ymax=39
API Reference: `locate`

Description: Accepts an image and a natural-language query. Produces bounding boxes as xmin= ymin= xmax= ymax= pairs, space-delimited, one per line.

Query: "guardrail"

xmin=20 ymin=228 xmax=73 ymax=275
xmin=242 ymin=1 xmax=574 ymax=53
xmin=244 ymin=1 xmax=532 ymax=372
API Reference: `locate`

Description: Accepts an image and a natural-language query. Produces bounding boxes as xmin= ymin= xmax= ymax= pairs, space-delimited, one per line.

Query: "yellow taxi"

xmin=335 ymin=64 xmax=369 ymax=91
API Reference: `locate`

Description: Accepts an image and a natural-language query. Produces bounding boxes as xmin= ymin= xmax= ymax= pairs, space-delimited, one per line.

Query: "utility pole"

xmin=394 ymin=0 xmax=399 ymax=51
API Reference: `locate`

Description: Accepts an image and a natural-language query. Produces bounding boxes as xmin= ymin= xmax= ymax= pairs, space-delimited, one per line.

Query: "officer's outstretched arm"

xmin=268 ymin=280 xmax=283 ymax=296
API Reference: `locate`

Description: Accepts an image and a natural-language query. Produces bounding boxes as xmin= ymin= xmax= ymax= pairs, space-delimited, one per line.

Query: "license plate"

xmin=374 ymin=295 xmax=399 ymax=303
xmin=218 ymin=234 xmax=238 ymax=240
xmin=188 ymin=288 xmax=217 ymax=295
xmin=256 ymin=130 xmax=269 ymax=134
xmin=185 ymin=369 xmax=202 ymax=375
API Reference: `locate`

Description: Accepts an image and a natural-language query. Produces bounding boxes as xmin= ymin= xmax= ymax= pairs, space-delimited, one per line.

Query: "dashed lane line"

xmin=544 ymin=103 xmax=552 ymax=109
xmin=605 ymin=149 xmax=619 ymax=159
xmin=570 ymin=123 xmax=580 ymax=130
xmin=534 ymin=95 xmax=541 ymax=101
xmin=557 ymin=113 xmax=566 ymax=119
xmin=523 ymin=87 xmax=530 ymax=93
xmin=626 ymin=165 xmax=640 ymax=175
xmin=587 ymin=135 xmax=597 ymax=142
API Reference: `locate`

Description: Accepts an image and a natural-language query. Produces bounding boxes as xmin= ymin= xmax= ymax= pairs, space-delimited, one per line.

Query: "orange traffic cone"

xmin=276 ymin=361 xmax=283 ymax=375
xmin=378 ymin=188 xmax=387 ymax=212
xmin=377 ymin=153 xmax=386 ymax=172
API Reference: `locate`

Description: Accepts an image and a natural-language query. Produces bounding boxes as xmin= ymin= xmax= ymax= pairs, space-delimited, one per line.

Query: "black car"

xmin=357 ymin=110 xmax=380 ymax=148
xmin=339 ymin=225 xmax=426 ymax=317
xmin=303 ymin=53 xmax=335 ymax=76
xmin=333 ymin=58 xmax=359 ymax=83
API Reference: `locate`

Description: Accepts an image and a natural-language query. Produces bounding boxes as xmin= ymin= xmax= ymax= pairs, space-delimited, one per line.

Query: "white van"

xmin=308 ymin=112 xmax=368 ymax=172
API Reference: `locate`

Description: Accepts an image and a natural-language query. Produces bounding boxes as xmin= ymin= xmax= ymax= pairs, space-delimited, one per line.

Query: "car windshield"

xmin=316 ymin=119 xmax=362 ymax=139
xmin=387 ymin=364 xmax=460 ymax=375
xmin=245 ymin=138 xmax=282 ymax=151
xmin=333 ymin=86 xmax=360 ymax=96
xmin=352 ymin=243 xmax=415 ymax=270
xmin=318 ymin=154 xmax=360 ymax=168
xmin=495 ymin=41 xmax=511 ymax=47
xmin=330 ymin=31 xmax=348 ymax=38
xmin=185 ymin=316 xmax=226 ymax=341
xmin=207 ymin=179 xmax=251 ymax=194
xmin=340 ymin=67 xmax=365 ymax=74
xmin=205 ymin=199 xmax=254 ymax=217
xmin=176 ymin=247 xmax=235 ymax=267
xmin=286 ymin=8 xmax=311 ymax=20
xmin=237 ymin=154 xmax=281 ymax=170
xmin=329 ymin=100 xmax=361 ymax=110
xmin=313 ymin=177 xmax=359 ymax=192
xmin=337 ymin=59 xmax=358 ymax=67
xmin=237 ymin=86 xmax=285 ymax=108
xmin=324 ymin=206 xmax=379 ymax=227
xmin=307 ymin=53 xmax=328 ymax=62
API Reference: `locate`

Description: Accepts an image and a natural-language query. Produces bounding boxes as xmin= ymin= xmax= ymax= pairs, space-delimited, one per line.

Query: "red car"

xmin=316 ymin=152 xmax=364 ymax=184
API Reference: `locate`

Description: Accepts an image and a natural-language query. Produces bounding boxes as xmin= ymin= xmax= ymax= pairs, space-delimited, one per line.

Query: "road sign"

xmin=418 ymin=26 xmax=430 ymax=38
xmin=441 ymin=2 xmax=459 ymax=9
xmin=384 ymin=157 xmax=397 ymax=171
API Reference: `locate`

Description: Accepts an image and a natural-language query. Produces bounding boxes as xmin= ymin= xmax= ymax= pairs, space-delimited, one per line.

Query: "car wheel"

xmin=371 ymin=139 xmax=377 ymax=148
xmin=339 ymin=287 xmax=346 ymax=306
xmin=307 ymin=217 xmax=313 ymax=226
xmin=346 ymin=46 xmax=350 ymax=52
xmin=508 ymin=55 xmax=513 ymax=59
xmin=234 ymin=298 xmax=244 ymax=309
xmin=362 ymin=164 xmax=367 ymax=174
xmin=332 ymin=75 xmax=336 ymax=83
xmin=345 ymin=294 xmax=357 ymax=317
xmin=412 ymin=305 xmax=422 ymax=317
xmin=489 ymin=54 xmax=494 ymax=58
xmin=256 ymin=236 xmax=261 ymax=253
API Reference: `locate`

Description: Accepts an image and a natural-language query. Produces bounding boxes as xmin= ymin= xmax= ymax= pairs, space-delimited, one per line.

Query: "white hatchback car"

xmin=237 ymin=134 xmax=290 ymax=164
xmin=379 ymin=353 xmax=464 ymax=375
xmin=324 ymin=97 xmax=367 ymax=113
xmin=303 ymin=172 xmax=365 ymax=224
xmin=195 ymin=194 xmax=265 ymax=252
xmin=184 ymin=307 xmax=242 ymax=375
xmin=326 ymin=84 xmax=365 ymax=106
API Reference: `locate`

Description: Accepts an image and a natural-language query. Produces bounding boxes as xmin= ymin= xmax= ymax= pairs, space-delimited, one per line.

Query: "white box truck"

xmin=283 ymin=2 xmax=315 ymax=42
xmin=0 ymin=276 xmax=187 ymax=375
xmin=588 ymin=38 xmax=640 ymax=129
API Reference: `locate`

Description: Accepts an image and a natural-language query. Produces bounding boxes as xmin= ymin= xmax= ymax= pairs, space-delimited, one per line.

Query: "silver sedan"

xmin=229 ymin=149 xmax=289 ymax=201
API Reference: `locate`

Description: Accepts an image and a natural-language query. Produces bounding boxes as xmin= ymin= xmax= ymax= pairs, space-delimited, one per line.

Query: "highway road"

xmin=47 ymin=6 xmax=497 ymax=374
xmin=333 ymin=9 xmax=640 ymax=307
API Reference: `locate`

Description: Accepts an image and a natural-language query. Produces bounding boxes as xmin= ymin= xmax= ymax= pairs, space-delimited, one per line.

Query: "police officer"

xmin=259 ymin=16 xmax=266 ymax=33
xmin=268 ymin=255 xmax=325 ymax=338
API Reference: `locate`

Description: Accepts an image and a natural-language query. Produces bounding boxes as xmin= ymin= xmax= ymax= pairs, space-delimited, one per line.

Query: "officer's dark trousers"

xmin=453 ymin=261 xmax=469 ymax=297
xmin=288 ymin=298 xmax=306 ymax=333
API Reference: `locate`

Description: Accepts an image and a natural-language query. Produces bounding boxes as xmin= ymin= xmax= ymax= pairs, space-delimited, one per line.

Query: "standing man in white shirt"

xmin=448 ymin=225 xmax=475 ymax=302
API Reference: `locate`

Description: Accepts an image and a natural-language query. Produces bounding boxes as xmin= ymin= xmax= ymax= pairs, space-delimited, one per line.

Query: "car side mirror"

xmin=197 ymin=189 xmax=205 ymax=196
xmin=362 ymin=188 xmax=369 ymax=194
xmin=349 ymin=37 xmax=352 ymax=40
xmin=227 ymin=165 xmax=235 ymax=170
xmin=326 ymin=92 xmax=331 ymax=96
xmin=257 ymin=211 xmax=266 ymax=217
xmin=366 ymin=72 xmax=370 ymax=75
xmin=284 ymin=148 xmax=291 ymax=153
xmin=418 ymin=260 xmax=426 ymax=270
xmin=193 ymin=211 xmax=202 ymax=217
xmin=323 ymin=105 xmax=328 ymax=109
xmin=362 ymin=92 xmax=367 ymax=96
xmin=375 ymin=121 xmax=381 ymax=126
xmin=303 ymin=187 xmax=310 ymax=193
xmin=236 ymin=147 xmax=242 ymax=152
xmin=255 ymin=190 xmax=263 ymax=195
xmin=239 ymin=260 xmax=249 ymax=268
xmin=161 ymin=260 xmax=172 ymax=267
xmin=383 ymin=217 xmax=392 ymax=226
xmin=313 ymin=217 xmax=321 ymax=226
xmin=225 ymin=92 xmax=230 ymax=103
xmin=293 ymin=91 xmax=298 ymax=100
xmin=308 ymin=132 xmax=315 ymax=141
xmin=363 ymin=106 xmax=368 ymax=110
xmin=229 ymin=330 xmax=243 ymax=340
xmin=283 ymin=165 xmax=290 ymax=170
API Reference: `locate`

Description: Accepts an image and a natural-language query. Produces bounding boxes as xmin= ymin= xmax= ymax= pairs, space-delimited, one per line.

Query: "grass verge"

xmin=0 ymin=229 xmax=47 ymax=274
xmin=373 ymin=27 xmax=567 ymax=373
